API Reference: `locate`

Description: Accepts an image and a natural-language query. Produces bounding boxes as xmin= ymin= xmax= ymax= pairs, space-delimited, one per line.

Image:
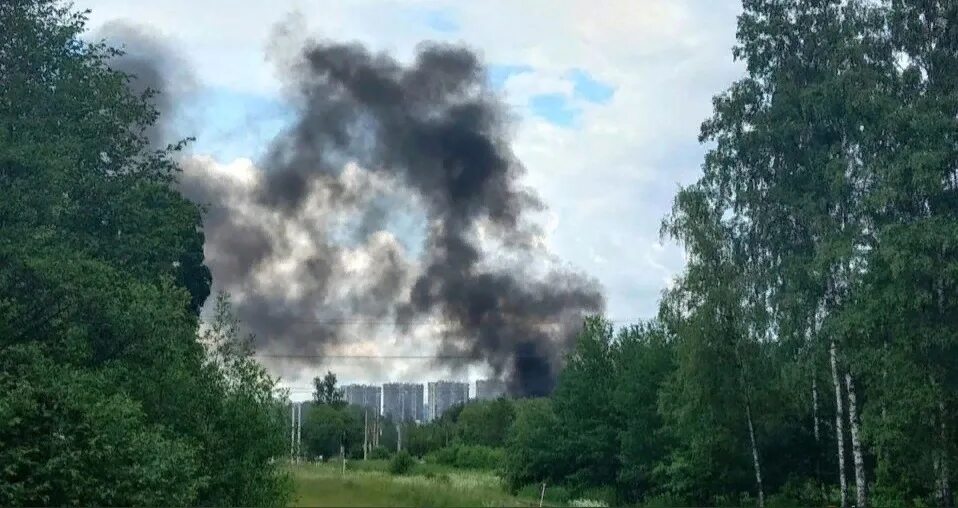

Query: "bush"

xmin=454 ymin=444 xmax=505 ymax=470
xmin=389 ymin=450 xmax=414 ymax=475
xmin=425 ymin=444 xmax=504 ymax=470
xmin=370 ymin=446 xmax=393 ymax=460
xmin=426 ymin=446 xmax=458 ymax=465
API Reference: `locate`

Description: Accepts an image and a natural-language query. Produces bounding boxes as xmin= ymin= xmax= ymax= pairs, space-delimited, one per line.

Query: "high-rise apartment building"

xmin=382 ymin=383 xmax=424 ymax=422
xmin=427 ymin=381 xmax=469 ymax=421
xmin=476 ymin=378 xmax=507 ymax=401
xmin=343 ymin=384 xmax=382 ymax=415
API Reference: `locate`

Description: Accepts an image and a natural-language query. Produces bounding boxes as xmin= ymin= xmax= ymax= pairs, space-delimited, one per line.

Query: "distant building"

xmin=476 ymin=378 xmax=507 ymax=401
xmin=382 ymin=383 xmax=424 ymax=422
xmin=427 ymin=381 xmax=469 ymax=421
xmin=343 ymin=384 xmax=381 ymax=415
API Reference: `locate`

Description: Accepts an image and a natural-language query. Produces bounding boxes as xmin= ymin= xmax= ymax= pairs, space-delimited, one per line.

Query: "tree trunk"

xmin=746 ymin=398 xmax=766 ymax=508
xmin=363 ymin=410 xmax=369 ymax=461
xmin=846 ymin=372 xmax=868 ymax=507
xmin=813 ymin=376 xmax=821 ymax=443
xmin=937 ymin=397 xmax=952 ymax=507
xmin=832 ymin=340 xmax=849 ymax=508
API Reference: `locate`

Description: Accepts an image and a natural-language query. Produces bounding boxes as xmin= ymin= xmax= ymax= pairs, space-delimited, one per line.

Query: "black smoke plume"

xmin=256 ymin=35 xmax=604 ymax=395
xmin=104 ymin=23 xmax=604 ymax=396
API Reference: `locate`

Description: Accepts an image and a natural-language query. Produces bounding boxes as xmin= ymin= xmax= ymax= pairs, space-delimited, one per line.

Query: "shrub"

xmin=389 ymin=450 xmax=414 ymax=475
xmin=426 ymin=446 xmax=458 ymax=466
xmin=425 ymin=444 xmax=504 ymax=470
xmin=370 ymin=446 xmax=393 ymax=460
xmin=453 ymin=444 xmax=505 ymax=470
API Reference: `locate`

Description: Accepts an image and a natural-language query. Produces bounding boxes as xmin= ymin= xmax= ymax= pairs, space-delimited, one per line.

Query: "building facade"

xmin=476 ymin=378 xmax=507 ymax=401
xmin=343 ymin=384 xmax=382 ymax=415
xmin=427 ymin=381 xmax=469 ymax=421
xmin=382 ymin=383 xmax=424 ymax=422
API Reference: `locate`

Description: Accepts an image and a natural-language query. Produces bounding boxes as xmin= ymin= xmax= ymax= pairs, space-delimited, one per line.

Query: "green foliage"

xmin=290 ymin=462 xmax=529 ymax=508
xmin=389 ymin=450 xmax=415 ymax=475
xmin=456 ymin=398 xmax=516 ymax=447
xmin=496 ymin=0 xmax=958 ymax=506
xmin=503 ymin=398 xmax=560 ymax=490
xmin=313 ymin=371 xmax=345 ymax=407
xmin=369 ymin=446 xmax=393 ymax=460
xmin=613 ymin=322 xmax=674 ymax=501
xmin=551 ymin=318 xmax=621 ymax=490
xmin=0 ymin=2 xmax=288 ymax=505
xmin=425 ymin=444 xmax=505 ymax=470
xmin=302 ymin=403 xmax=364 ymax=460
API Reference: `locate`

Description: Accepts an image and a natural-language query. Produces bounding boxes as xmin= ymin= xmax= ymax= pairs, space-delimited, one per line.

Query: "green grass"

xmin=289 ymin=461 xmax=543 ymax=507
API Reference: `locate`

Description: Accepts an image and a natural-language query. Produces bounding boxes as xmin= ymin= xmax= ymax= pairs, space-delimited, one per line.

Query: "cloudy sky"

xmin=83 ymin=0 xmax=743 ymax=397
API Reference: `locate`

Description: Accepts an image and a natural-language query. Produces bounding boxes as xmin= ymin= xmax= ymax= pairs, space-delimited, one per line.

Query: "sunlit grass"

xmin=289 ymin=461 xmax=542 ymax=507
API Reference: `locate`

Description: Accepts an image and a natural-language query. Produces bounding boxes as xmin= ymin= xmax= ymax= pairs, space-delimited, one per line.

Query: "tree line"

xmin=502 ymin=1 xmax=958 ymax=506
xmin=296 ymin=371 xmax=514 ymax=471
xmin=0 ymin=2 xmax=290 ymax=505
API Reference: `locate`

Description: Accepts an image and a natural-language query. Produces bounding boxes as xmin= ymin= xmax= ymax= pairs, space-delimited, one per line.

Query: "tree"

xmin=613 ymin=321 xmax=674 ymax=502
xmin=457 ymin=398 xmax=516 ymax=448
xmin=313 ymin=371 xmax=345 ymax=407
xmin=0 ymin=2 xmax=288 ymax=505
xmin=302 ymin=403 xmax=363 ymax=460
xmin=550 ymin=318 xmax=621 ymax=491
xmin=503 ymin=398 xmax=561 ymax=490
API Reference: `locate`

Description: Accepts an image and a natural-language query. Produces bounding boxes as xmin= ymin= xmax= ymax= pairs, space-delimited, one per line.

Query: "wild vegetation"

xmin=496 ymin=1 xmax=958 ymax=506
xmin=0 ymin=2 xmax=290 ymax=505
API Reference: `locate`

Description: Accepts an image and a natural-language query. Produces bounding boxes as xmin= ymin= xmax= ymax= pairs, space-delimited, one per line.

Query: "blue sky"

xmin=84 ymin=0 xmax=744 ymax=390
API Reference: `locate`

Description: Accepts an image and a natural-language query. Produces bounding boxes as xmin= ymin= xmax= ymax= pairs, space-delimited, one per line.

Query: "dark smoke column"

xmin=264 ymin=37 xmax=604 ymax=396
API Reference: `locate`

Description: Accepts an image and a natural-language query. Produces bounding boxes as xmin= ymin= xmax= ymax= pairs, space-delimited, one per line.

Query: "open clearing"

xmin=290 ymin=461 xmax=542 ymax=507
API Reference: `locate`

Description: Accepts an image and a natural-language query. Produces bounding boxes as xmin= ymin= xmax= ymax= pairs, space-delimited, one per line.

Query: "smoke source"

xmin=107 ymin=22 xmax=605 ymax=396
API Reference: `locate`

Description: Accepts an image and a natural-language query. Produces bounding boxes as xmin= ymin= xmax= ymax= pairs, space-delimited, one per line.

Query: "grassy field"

xmin=289 ymin=460 xmax=543 ymax=507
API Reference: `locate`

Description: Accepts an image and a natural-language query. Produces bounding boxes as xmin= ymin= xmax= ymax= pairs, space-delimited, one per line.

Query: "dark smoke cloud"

xmin=178 ymin=158 xmax=413 ymax=361
xmin=257 ymin=35 xmax=604 ymax=395
xmin=95 ymin=21 xmax=196 ymax=149
xmin=105 ymin=21 xmax=604 ymax=395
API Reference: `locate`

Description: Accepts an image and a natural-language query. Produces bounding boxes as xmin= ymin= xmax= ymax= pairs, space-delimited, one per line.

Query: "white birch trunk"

xmin=832 ymin=340 xmax=849 ymax=508
xmin=746 ymin=398 xmax=766 ymax=508
xmin=846 ymin=372 xmax=868 ymax=507
xmin=937 ymin=397 xmax=951 ymax=507
xmin=813 ymin=376 xmax=821 ymax=443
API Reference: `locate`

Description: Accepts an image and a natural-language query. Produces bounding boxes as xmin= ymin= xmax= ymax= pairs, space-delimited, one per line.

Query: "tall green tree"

xmin=0 ymin=2 xmax=288 ymax=505
xmin=313 ymin=371 xmax=346 ymax=407
xmin=612 ymin=321 xmax=674 ymax=502
xmin=551 ymin=318 xmax=621 ymax=491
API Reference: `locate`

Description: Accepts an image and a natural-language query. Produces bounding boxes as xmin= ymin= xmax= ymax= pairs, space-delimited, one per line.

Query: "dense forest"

xmin=0 ymin=2 xmax=291 ymax=505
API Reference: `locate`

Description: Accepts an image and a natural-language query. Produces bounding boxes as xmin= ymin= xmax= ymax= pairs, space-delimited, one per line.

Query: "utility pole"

xmin=290 ymin=403 xmax=295 ymax=460
xmin=397 ymin=391 xmax=404 ymax=452
xmin=296 ymin=402 xmax=302 ymax=462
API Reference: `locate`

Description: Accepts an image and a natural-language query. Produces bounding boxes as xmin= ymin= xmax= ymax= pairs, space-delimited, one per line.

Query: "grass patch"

xmin=290 ymin=461 xmax=544 ymax=507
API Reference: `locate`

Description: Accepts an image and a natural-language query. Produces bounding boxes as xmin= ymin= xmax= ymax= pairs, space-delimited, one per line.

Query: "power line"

xmin=241 ymin=317 xmax=636 ymax=325
xmin=258 ymin=353 xmax=551 ymax=359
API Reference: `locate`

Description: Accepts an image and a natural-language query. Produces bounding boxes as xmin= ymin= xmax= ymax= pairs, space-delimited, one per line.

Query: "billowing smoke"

xmin=94 ymin=21 xmax=195 ymax=149
xmin=255 ymin=35 xmax=604 ymax=395
xmin=103 ymin=22 xmax=605 ymax=395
